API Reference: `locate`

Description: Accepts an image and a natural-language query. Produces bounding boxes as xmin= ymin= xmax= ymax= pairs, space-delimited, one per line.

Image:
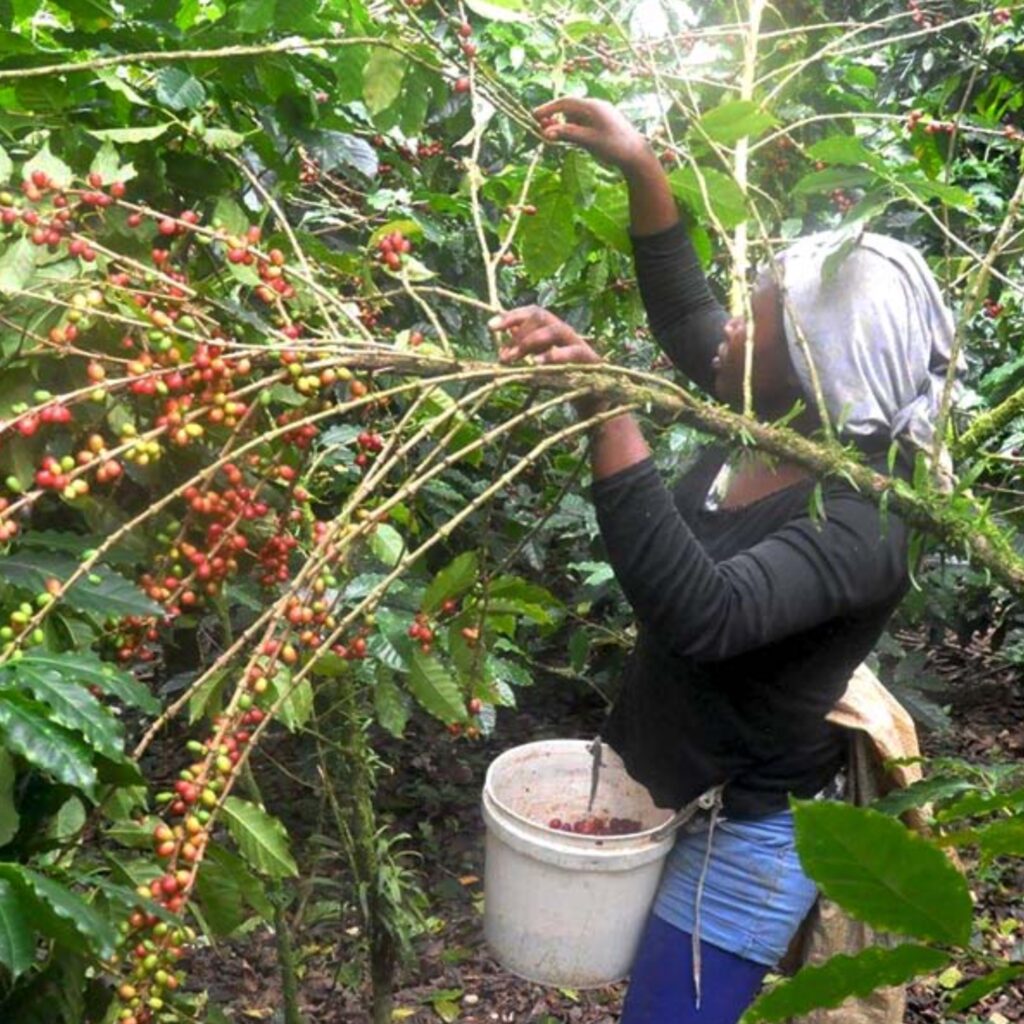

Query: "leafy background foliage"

xmin=0 ymin=0 xmax=1022 ymax=1020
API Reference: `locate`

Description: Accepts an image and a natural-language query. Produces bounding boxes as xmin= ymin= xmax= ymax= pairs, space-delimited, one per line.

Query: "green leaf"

xmin=894 ymin=176 xmax=975 ymax=210
xmin=977 ymin=817 xmax=1024 ymax=859
xmin=374 ymin=667 xmax=410 ymax=738
xmin=520 ymin=185 xmax=576 ymax=279
xmin=422 ymin=552 xmax=478 ymax=614
xmin=370 ymin=523 xmax=405 ymax=567
xmin=0 ymin=864 xmax=117 ymax=958
xmin=7 ymin=651 xmax=159 ymax=715
xmin=213 ymin=196 xmax=249 ymax=236
xmin=202 ymin=127 xmax=245 ymax=151
xmin=88 ymin=124 xmax=173 ymax=144
xmin=0 ymin=237 xmax=35 ymax=296
xmin=1 ymin=662 xmax=125 ymax=760
xmin=486 ymin=575 xmax=561 ymax=624
xmin=0 ymin=691 xmax=97 ymax=796
xmin=276 ymin=677 xmax=313 ymax=733
xmin=406 ymin=650 xmax=467 ymax=724
xmin=792 ymin=166 xmax=875 ymax=195
xmin=0 ymin=549 xmax=163 ymax=619
xmin=872 ymin=775 xmax=973 ymax=816
xmin=155 ymin=67 xmax=206 ymax=111
xmin=464 ymin=0 xmax=526 ymax=21
xmin=305 ymin=130 xmax=378 ymax=178
xmin=221 ymin=797 xmax=298 ymax=880
xmin=0 ymin=879 xmax=34 ymax=978
xmin=947 ymin=964 xmax=1024 ymax=1013
xmin=89 ymin=140 xmax=135 ymax=185
xmin=806 ymin=135 xmax=883 ymax=169
xmin=194 ymin=843 xmax=272 ymax=935
xmin=742 ymin=944 xmax=948 ymax=1023
xmin=793 ymin=801 xmax=972 ymax=945
xmin=580 ymin=182 xmax=630 ymax=252
xmin=668 ymin=166 xmax=748 ymax=228
xmin=188 ymin=670 xmax=227 ymax=724
xmin=694 ymin=99 xmax=777 ymax=145
xmin=363 ymin=47 xmax=406 ymax=116
xmin=0 ymin=750 xmax=18 ymax=846
xmin=0 ymin=145 xmax=11 ymax=185
xmin=22 ymin=142 xmax=73 ymax=188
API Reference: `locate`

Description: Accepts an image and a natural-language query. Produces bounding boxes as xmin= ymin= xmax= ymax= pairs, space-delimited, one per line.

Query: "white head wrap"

xmin=777 ymin=230 xmax=960 ymax=456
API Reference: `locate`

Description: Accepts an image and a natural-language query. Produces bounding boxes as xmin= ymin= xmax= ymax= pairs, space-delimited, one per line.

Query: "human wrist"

xmin=619 ymin=142 xmax=661 ymax=182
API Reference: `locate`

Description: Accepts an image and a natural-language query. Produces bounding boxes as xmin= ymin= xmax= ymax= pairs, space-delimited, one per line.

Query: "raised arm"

xmin=535 ymin=98 xmax=727 ymax=393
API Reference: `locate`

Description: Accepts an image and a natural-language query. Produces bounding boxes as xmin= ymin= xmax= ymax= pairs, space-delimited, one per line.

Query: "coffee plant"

xmin=0 ymin=0 xmax=1022 ymax=1021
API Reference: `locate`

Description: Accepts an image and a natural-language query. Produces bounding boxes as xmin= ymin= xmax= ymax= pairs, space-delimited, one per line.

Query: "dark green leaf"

xmin=306 ymin=130 xmax=378 ymax=177
xmin=947 ymin=964 xmax=1024 ymax=1013
xmin=792 ymin=167 xmax=875 ymax=195
xmin=7 ymin=651 xmax=159 ymax=714
xmin=977 ymin=817 xmax=1024 ymax=859
xmin=742 ymin=944 xmax=948 ymax=1023
xmin=155 ymin=67 xmax=206 ymax=111
xmin=422 ymin=552 xmax=478 ymax=614
xmin=0 ymin=878 xmax=34 ymax=978
xmin=0 ymin=550 xmax=162 ymax=619
xmin=406 ymin=650 xmax=467 ymax=724
xmin=0 ymin=749 xmax=18 ymax=846
xmin=0 ymin=691 xmax=97 ymax=796
xmin=374 ymin=666 xmax=410 ymax=738
xmin=194 ymin=843 xmax=272 ymax=935
xmin=793 ymin=801 xmax=972 ymax=945
xmin=0 ymin=864 xmax=117 ymax=958
xmin=1 ymin=663 xmax=125 ymax=761
xmin=221 ymin=797 xmax=298 ymax=880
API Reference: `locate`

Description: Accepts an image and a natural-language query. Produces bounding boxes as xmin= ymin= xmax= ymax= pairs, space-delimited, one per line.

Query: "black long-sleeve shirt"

xmin=594 ymin=223 xmax=910 ymax=818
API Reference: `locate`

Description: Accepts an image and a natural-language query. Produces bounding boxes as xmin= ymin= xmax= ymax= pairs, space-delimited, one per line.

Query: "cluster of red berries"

xmin=547 ymin=815 xmax=643 ymax=836
xmin=831 ymin=188 xmax=855 ymax=214
xmin=983 ymin=297 xmax=1005 ymax=319
xmin=456 ymin=20 xmax=477 ymax=60
xmin=354 ymin=430 xmax=384 ymax=469
xmin=906 ymin=0 xmax=939 ymax=28
xmin=376 ymin=230 xmax=413 ymax=271
xmin=107 ymin=614 xmax=161 ymax=664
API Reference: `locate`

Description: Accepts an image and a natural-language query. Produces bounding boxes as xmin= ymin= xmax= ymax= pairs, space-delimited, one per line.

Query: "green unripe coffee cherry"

xmin=0 ymin=627 xmax=12 ymax=641
xmin=30 ymin=628 xmax=44 ymax=645
xmin=36 ymin=592 xmax=53 ymax=608
xmin=5 ymin=476 xmax=23 ymax=493
xmin=186 ymin=740 xmax=205 ymax=755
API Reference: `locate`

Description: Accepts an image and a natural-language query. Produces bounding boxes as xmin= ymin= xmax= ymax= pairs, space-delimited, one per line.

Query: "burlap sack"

xmin=782 ymin=664 xmax=927 ymax=1024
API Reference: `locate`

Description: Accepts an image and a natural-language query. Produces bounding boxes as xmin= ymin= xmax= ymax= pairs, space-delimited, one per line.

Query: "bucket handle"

xmin=647 ymin=784 xmax=725 ymax=845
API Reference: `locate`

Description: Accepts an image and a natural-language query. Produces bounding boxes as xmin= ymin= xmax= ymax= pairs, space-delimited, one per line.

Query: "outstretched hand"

xmin=488 ymin=306 xmax=602 ymax=367
xmin=533 ymin=97 xmax=650 ymax=171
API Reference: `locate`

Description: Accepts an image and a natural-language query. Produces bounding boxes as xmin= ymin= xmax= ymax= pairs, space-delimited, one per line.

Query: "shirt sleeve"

xmin=591 ymin=458 xmax=908 ymax=662
xmin=631 ymin=221 xmax=728 ymax=394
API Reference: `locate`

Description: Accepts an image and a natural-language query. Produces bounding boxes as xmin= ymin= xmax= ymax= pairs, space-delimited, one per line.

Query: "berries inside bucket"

xmin=547 ymin=815 xmax=643 ymax=836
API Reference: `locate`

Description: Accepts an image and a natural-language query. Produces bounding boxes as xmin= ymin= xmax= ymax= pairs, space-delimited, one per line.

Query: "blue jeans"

xmin=620 ymin=914 xmax=768 ymax=1024
xmin=653 ymin=809 xmax=818 ymax=966
xmin=620 ymin=810 xmax=818 ymax=1023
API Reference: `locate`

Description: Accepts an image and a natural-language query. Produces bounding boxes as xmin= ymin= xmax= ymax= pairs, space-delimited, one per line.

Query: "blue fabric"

xmin=621 ymin=913 xmax=768 ymax=1023
xmin=652 ymin=809 xmax=818 ymax=967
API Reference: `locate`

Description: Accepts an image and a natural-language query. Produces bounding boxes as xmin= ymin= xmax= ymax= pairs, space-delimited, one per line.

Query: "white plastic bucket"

xmin=482 ymin=739 xmax=677 ymax=988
